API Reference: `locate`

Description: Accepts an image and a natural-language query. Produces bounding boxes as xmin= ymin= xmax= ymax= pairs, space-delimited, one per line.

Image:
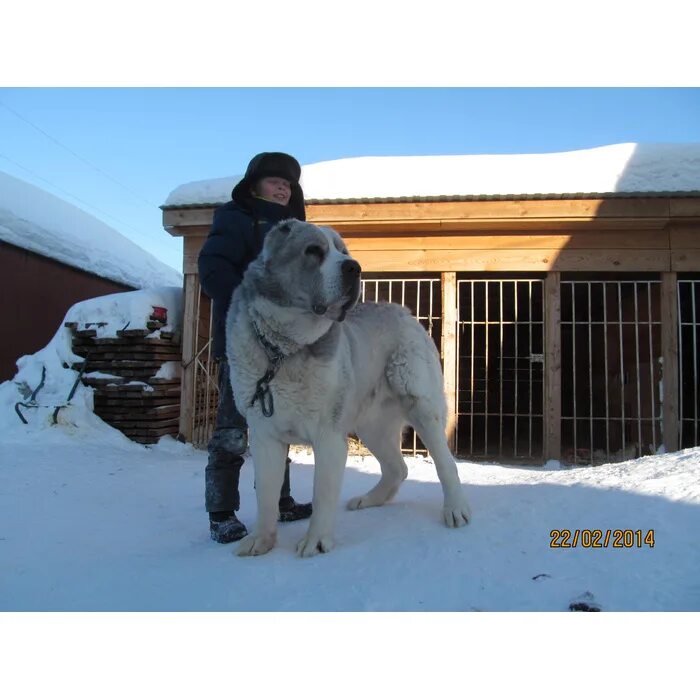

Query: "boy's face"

xmin=254 ymin=176 xmax=292 ymax=206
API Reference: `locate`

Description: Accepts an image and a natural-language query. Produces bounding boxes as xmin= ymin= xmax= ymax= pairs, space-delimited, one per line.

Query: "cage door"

xmin=456 ymin=278 xmax=545 ymax=462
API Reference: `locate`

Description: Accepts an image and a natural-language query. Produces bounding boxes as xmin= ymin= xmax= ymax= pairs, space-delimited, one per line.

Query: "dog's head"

xmin=252 ymin=219 xmax=362 ymax=322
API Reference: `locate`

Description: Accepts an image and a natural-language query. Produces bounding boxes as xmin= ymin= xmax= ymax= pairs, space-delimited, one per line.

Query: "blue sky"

xmin=1 ymin=87 xmax=699 ymax=272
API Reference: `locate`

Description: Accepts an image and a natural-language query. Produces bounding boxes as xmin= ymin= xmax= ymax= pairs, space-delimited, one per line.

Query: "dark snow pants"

xmin=205 ymin=359 xmax=291 ymax=513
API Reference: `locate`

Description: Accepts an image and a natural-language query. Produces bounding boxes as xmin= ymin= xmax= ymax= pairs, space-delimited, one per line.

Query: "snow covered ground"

xmin=1 ymin=426 xmax=698 ymax=612
xmin=1 ymin=287 xmax=698 ymax=613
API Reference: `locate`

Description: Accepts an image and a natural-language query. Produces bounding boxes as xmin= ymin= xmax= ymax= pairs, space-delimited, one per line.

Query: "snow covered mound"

xmin=0 ymin=170 xmax=182 ymax=288
xmin=0 ymin=287 xmax=182 ymax=441
xmin=163 ymin=143 xmax=700 ymax=207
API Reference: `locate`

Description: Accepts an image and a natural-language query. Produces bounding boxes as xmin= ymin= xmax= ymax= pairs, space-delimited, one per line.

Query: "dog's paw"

xmin=443 ymin=498 xmax=471 ymax=528
xmin=347 ymin=491 xmax=389 ymax=510
xmin=236 ymin=532 xmax=276 ymax=557
xmin=296 ymin=532 xmax=335 ymax=558
xmin=346 ymin=495 xmax=368 ymax=510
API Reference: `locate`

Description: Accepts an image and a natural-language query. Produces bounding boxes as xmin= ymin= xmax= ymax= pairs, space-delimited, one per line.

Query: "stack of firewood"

xmin=66 ymin=323 xmax=182 ymax=444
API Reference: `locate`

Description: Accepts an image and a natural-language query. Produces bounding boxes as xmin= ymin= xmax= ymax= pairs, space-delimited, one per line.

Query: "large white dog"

xmin=226 ymin=219 xmax=471 ymax=557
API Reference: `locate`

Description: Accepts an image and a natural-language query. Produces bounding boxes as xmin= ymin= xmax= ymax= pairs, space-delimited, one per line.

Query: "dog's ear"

xmin=277 ymin=220 xmax=294 ymax=234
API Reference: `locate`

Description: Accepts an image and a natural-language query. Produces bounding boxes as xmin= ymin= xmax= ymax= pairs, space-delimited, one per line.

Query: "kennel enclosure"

xmin=164 ymin=170 xmax=700 ymax=463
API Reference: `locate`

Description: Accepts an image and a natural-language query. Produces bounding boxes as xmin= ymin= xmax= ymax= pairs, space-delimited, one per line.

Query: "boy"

xmin=198 ymin=152 xmax=312 ymax=543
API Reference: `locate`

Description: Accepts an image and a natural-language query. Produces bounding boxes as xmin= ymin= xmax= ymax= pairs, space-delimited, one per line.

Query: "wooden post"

xmin=661 ymin=272 xmax=679 ymax=452
xmin=441 ymin=272 xmax=458 ymax=451
xmin=544 ymin=272 xmax=561 ymax=462
xmin=179 ymin=273 xmax=199 ymax=443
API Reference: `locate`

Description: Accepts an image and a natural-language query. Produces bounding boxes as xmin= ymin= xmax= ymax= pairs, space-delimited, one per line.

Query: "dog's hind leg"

xmin=385 ymin=332 xmax=470 ymax=527
xmin=347 ymin=408 xmax=408 ymax=510
xmin=405 ymin=402 xmax=471 ymax=528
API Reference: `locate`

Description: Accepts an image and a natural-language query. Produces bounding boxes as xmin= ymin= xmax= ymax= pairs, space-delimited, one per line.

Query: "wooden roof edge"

xmin=161 ymin=191 xmax=700 ymax=211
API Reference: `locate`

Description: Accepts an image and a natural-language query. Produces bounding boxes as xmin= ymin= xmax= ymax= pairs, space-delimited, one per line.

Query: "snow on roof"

xmin=163 ymin=143 xmax=700 ymax=208
xmin=0 ymin=170 xmax=182 ymax=289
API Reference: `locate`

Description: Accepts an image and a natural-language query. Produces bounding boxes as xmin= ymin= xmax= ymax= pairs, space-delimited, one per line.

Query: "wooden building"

xmin=162 ymin=148 xmax=700 ymax=465
xmin=0 ymin=240 xmax=134 ymax=382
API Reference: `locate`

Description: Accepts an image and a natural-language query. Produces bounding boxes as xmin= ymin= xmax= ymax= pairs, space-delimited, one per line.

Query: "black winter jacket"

xmin=198 ymin=197 xmax=296 ymax=358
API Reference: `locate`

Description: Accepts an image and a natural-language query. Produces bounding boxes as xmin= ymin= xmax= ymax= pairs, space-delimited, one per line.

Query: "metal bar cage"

xmin=456 ymin=277 xmax=545 ymax=462
xmin=187 ymin=275 xmax=443 ymax=453
xmin=186 ymin=273 xmax=700 ymax=462
xmin=360 ymin=274 xmax=442 ymax=455
xmin=678 ymin=277 xmax=700 ymax=449
xmin=560 ymin=277 xmax=662 ymax=465
xmin=189 ymin=285 xmax=219 ymax=448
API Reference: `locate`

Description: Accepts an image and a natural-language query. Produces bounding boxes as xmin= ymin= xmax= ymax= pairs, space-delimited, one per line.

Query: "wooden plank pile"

xmin=66 ymin=323 xmax=182 ymax=444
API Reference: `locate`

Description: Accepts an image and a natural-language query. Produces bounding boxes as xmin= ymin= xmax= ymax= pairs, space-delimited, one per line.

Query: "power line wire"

xmin=0 ymin=98 xmax=161 ymax=210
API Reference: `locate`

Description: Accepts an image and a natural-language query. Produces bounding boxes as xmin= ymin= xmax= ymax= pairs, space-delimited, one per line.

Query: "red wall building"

xmin=0 ymin=240 xmax=134 ymax=381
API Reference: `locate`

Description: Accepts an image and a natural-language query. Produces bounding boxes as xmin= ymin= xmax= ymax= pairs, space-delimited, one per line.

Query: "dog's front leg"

xmin=296 ymin=433 xmax=348 ymax=557
xmin=237 ymin=431 xmax=288 ymax=557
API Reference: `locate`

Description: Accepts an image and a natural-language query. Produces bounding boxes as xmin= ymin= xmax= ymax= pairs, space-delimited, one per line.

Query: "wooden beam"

xmin=167 ymin=225 xmax=212 ymax=238
xmin=437 ymin=218 xmax=668 ymax=231
xmin=183 ymin=235 xmax=207 ymax=275
xmin=544 ymin=272 xmax=561 ymax=462
xmin=163 ymin=207 xmax=217 ymax=230
xmin=314 ymin=221 xmax=441 ymax=233
xmin=441 ymin=273 xmax=458 ymax=451
xmin=669 ymin=225 xmax=700 ymax=249
xmin=552 ymin=250 xmax=671 ymax=271
xmin=671 ymin=250 xmax=700 ymax=271
xmin=349 ymin=248 xmax=672 ymax=273
xmin=344 ymin=230 xmax=670 ymax=251
xmin=308 ymin=198 xmax=671 ymax=223
xmin=322 ymin=218 xmax=670 ymax=234
xmin=161 ymin=197 xmax=700 ymax=238
xmin=661 ymin=272 xmax=679 ymax=453
xmin=670 ymin=199 xmax=700 ymax=217
xmin=179 ymin=274 xmax=199 ymax=443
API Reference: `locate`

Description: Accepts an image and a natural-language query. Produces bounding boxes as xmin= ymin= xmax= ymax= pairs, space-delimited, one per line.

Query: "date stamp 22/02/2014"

xmin=550 ymin=529 xmax=655 ymax=549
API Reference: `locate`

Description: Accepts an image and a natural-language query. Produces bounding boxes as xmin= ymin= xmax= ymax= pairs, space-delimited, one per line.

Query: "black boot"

xmin=278 ymin=496 xmax=313 ymax=522
xmin=209 ymin=510 xmax=248 ymax=543
xmin=277 ymin=456 xmax=312 ymax=522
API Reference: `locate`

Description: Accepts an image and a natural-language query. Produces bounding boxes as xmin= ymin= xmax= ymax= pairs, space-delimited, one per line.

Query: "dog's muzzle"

xmin=339 ymin=259 xmax=362 ymax=320
xmin=341 ymin=259 xmax=361 ymax=300
xmin=341 ymin=258 xmax=361 ymax=285
xmin=312 ymin=258 xmax=362 ymax=321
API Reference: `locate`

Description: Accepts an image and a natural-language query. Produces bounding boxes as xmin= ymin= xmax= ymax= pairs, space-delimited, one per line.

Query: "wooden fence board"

xmin=441 ymin=272 xmax=458 ymax=451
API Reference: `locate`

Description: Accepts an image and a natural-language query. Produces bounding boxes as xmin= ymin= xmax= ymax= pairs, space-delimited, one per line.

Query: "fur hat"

xmin=231 ymin=152 xmax=306 ymax=220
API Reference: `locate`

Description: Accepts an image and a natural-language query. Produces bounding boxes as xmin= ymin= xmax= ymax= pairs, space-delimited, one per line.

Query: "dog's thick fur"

xmin=227 ymin=219 xmax=471 ymax=557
